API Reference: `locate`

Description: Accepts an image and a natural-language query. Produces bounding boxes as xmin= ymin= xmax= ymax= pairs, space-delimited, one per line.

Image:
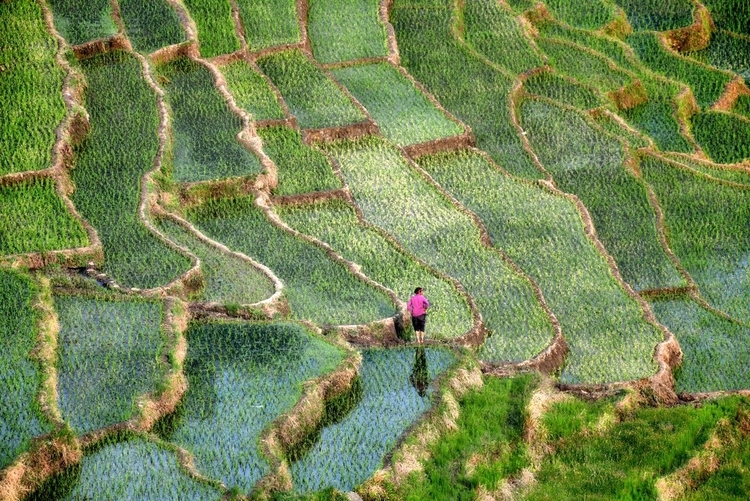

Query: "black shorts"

xmin=411 ymin=314 xmax=426 ymax=331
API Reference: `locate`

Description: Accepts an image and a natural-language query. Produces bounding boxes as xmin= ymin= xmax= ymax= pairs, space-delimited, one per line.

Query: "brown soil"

xmin=599 ymin=7 xmax=633 ymax=40
xmin=71 ymin=34 xmax=132 ymax=60
xmin=608 ymin=79 xmax=648 ymax=111
xmin=711 ymin=76 xmax=750 ymax=112
xmin=302 ymin=120 xmax=380 ymax=144
xmin=663 ymin=2 xmax=714 ymax=53
xmin=402 ymin=132 xmax=476 ymax=159
xmin=272 ymin=188 xmax=350 ymax=207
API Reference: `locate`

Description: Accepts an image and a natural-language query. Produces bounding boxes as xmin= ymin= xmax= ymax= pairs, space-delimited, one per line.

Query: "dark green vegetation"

xmin=612 ymin=0 xmax=694 ymax=31
xmin=46 ymin=0 xmax=117 ymax=46
xmin=0 ymin=270 xmax=51 ymax=470
xmin=72 ymin=51 xmax=192 ymax=289
xmin=522 ymin=71 xmax=605 ymax=110
xmin=692 ymin=111 xmax=750 ymax=164
xmin=163 ymin=322 xmax=343 ymax=493
xmin=157 ymin=57 xmax=263 ymax=183
xmin=307 ymin=0 xmax=388 ymax=63
xmin=220 ymin=60 xmax=286 ymax=121
xmin=0 ymin=178 xmax=88 ymax=256
xmin=119 ymin=0 xmax=184 ymax=54
xmin=181 ymin=0 xmax=240 ymax=58
xmin=55 ymin=295 xmax=164 ymax=434
xmin=0 ymin=0 xmax=66 ymax=176
xmin=236 ymin=0 xmax=300 ymax=50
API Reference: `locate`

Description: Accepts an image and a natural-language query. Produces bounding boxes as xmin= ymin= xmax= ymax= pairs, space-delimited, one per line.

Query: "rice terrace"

xmin=3 ymin=0 xmax=750 ymax=498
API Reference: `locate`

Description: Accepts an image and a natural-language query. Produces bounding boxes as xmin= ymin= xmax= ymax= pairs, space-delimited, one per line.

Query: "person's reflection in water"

xmin=410 ymin=346 xmax=429 ymax=397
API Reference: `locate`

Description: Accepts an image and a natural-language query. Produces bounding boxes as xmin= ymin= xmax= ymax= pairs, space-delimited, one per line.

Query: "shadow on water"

xmin=410 ymin=346 xmax=429 ymax=398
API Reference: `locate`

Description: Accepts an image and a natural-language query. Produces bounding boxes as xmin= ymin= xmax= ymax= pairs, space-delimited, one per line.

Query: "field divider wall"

xmin=380 ymin=0 xmax=400 ymax=65
xmin=661 ymin=150 xmax=750 ymax=180
xmin=509 ymin=72 xmax=554 ymax=180
xmin=711 ymin=76 xmax=750 ymax=113
xmin=323 ymin=154 xmax=485 ymax=347
xmin=256 ymin=347 xmax=362 ymax=494
xmin=228 ymin=0 xmax=249 ymax=53
xmin=588 ymin=108 xmax=656 ymax=148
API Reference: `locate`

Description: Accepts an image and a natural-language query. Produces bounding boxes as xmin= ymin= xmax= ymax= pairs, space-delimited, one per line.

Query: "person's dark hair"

xmin=414 ymin=287 xmax=423 ymax=294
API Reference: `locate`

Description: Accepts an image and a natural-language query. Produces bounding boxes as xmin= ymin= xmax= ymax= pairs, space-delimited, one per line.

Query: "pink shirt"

xmin=407 ymin=294 xmax=430 ymax=316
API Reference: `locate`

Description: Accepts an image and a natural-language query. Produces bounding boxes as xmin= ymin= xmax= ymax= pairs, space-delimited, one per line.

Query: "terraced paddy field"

xmin=3 ymin=0 xmax=750 ymax=499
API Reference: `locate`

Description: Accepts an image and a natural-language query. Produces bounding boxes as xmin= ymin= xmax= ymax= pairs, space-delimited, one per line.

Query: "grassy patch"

xmin=291 ymin=347 xmax=456 ymax=492
xmin=220 ymin=60 xmax=286 ymax=121
xmin=611 ymin=0 xmax=694 ymax=31
xmin=182 ymin=0 xmax=240 ymax=58
xmin=0 ymin=178 xmax=88 ymax=256
xmin=55 ymin=295 xmax=165 ymax=435
xmin=73 ymin=51 xmax=192 ymax=289
xmin=590 ymin=111 xmax=652 ymax=149
xmin=523 ymin=71 xmax=605 ymax=109
xmin=692 ymin=111 xmax=750 ymax=164
xmin=119 ymin=0 xmax=185 ymax=54
xmin=47 ymin=0 xmax=117 ymax=45
xmin=258 ymin=126 xmax=341 ymax=195
xmin=188 ymin=195 xmax=396 ymax=325
xmin=686 ymin=0 xmax=750 ymax=33
xmin=0 ymin=0 xmax=66 ymax=175
xmin=687 ymin=30 xmax=750 ymax=79
xmin=331 ymin=63 xmax=464 ymax=146
xmin=257 ymin=49 xmax=367 ymax=129
xmin=308 ymin=0 xmax=388 ymax=63
xmin=542 ymin=0 xmax=617 ymax=30
xmin=622 ymin=98 xmax=694 ymax=153
xmin=236 ymin=0 xmax=300 ymax=50
xmin=733 ymin=94 xmax=750 ymax=118
xmin=157 ymin=56 xmax=263 ymax=182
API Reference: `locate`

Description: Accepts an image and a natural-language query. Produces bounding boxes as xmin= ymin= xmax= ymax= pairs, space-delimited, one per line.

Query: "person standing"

xmin=407 ymin=287 xmax=430 ymax=344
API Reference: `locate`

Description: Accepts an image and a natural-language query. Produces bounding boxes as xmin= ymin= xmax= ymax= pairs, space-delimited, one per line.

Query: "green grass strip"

xmin=119 ymin=0 xmax=185 ymax=54
xmin=257 ymin=126 xmax=341 ymax=195
xmin=236 ymin=0 xmax=300 ymax=50
xmin=0 ymin=0 xmax=66 ymax=175
xmin=692 ymin=111 xmax=750 ymax=164
xmin=699 ymin=0 xmax=750 ymax=33
xmin=278 ymin=199 xmax=473 ymax=339
xmin=397 ymin=375 xmax=534 ymax=501
xmin=462 ymin=0 xmax=545 ymax=74
xmin=542 ymin=0 xmax=617 ymax=30
xmin=390 ymin=5 xmax=541 ymax=179
xmin=622 ymin=98 xmax=694 ymax=153
xmin=628 ymin=32 xmax=732 ymax=108
xmin=611 ymin=0 xmax=694 ymax=31
xmin=55 ymin=295 xmax=164 ymax=435
xmin=0 ymin=270 xmax=51 ymax=470
xmin=257 ymin=49 xmax=367 ymax=129
xmin=331 ymin=63 xmax=464 ymax=147
xmin=323 ymin=137 xmax=554 ymax=362
xmin=0 ymin=178 xmax=88 ymax=256
xmin=527 ymin=394 xmax=747 ymax=499
xmin=308 ymin=0 xmax=388 ymax=63
xmin=28 ymin=434 xmax=223 ymax=501
xmin=590 ymin=111 xmax=652 ymax=149
xmin=220 ymin=60 xmax=285 ymax=121
xmin=735 ymin=94 xmax=750 ymax=118
xmin=687 ymin=30 xmax=750 ymax=79
xmin=156 ymin=57 xmax=263 ymax=182
xmin=291 ymin=347 xmax=456 ymax=492
xmin=162 ymin=322 xmax=343 ymax=493
xmin=640 ymin=154 xmax=750 ymax=324
xmin=73 ymin=51 xmax=191 ymax=289
xmin=661 ymin=152 xmax=750 ymax=184
xmin=188 ymin=195 xmax=396 ymax=325
xmin=155 ymin=217 xmax=275 ymax=305
xmin=420 ymin=150 xmax=661 ymax=384
xmin=182 ymin=0 xmax=240 ymax=58
xmin=47 ymin=0 xmax=117 ymax=46
xmin=518 ymin=98 xmax=685 ymax=291
xmin=523 ymin=71 xmax=606 ymax=109
xmin=651 ymin=298 xmax=750 ymax=393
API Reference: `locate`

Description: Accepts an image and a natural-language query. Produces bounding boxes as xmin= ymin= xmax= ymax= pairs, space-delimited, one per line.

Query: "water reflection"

xmin=410 ymin=346 xmax=429 ymax=397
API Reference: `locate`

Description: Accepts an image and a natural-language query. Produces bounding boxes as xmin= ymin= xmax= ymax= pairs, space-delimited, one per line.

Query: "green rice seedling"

xmin=396 ymin=375 xmax=535 ymax=501
xmin=734 ymin=94 xmax=750 ymax=118
xmin=0 ymin=178 xmax=88 ymax=256
xmin=540 ymin=0 xmax=617 ymax=30
xmin=0 ymin=270 xmax=51 ymax=470
xmin=536 ymin=38 xmax=632 ymax=93
xmin=590 ymin=111 xmax=652 ymax=149
xmin=518 ymin=98 xmax=685 ymax=291
xmin=460 ymin=0 xmax=545 ymax=75
xmin=162 ymin=322 xmax=343 ymax=493
xmin=307 ymin=0 xmax=388 ymax=63
xmin=257 ymin=50 xmax=367 ymax=129
xmin=687 ymin=30 xmax=750 ymax=79
xmin=290 ymin=347 xmax=456 ymax=493
xmin=419 ymin=150 xmax=662 ymax=384
xmin=257 ymin=126 xmax=341 ymax=195
xmin=235 ymin=0 xmax=300 ymax=50
xmin=503 ymin=0 xmax=536 ymax=13
xmin=611 ymin=0 xmax=694 ymax=31
xmin=181 ymin=0 xmax=240 ymax=58
xmin=220 ymin=60 xmax=286 ymax=121
xmin=27 ymin=434 xmax=223 ymax=501
xmin=627 ymin=32 xmax=732 ymax=108
xmin=156 ymin=57 xmax=263 ymax=182
xmin=118 ymin=0 xmax=185 ymax=54
xmin=155 ymin=217 xmax=275 ymax=305
xmin=72 ymin=51 xmax=192 ymax=289
xmin=323 ymin=137 xmax=554 ymax=361
xmin=46 ymin=0 xmax=117 ymax=45
xmin=277 ymin=199 xmax=473 ymax=339
xmin=0 ymin=0 xmax=66 ymax=176
xmin=700 ymin=0 xmax=750 ymax=34
xmin=622 ymin=99 xmax=694 ymax=153
xmin=691 ymin=111 xmax=750 ymax=164
xmin=55 ymin=295 xmax=164 ymax=435
xmin=640 ymin=154 xmax=750 ymax=324
xmin=651 ymin=298 xmax=750 ymax=393
xmin=390 ymin=5 xmax=541 ymax=179
xmin=523 ymin=71 xmax=605 ymax=109
xmin=525 ymin=395 xmax=747 ymax=500
xmin=188 ymin=196 xmax=396 ymax=325
xmin=661 ymin=152 xmax=750 ymax=184
xmin=330 ymin=63 xmax=464 ymax=147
